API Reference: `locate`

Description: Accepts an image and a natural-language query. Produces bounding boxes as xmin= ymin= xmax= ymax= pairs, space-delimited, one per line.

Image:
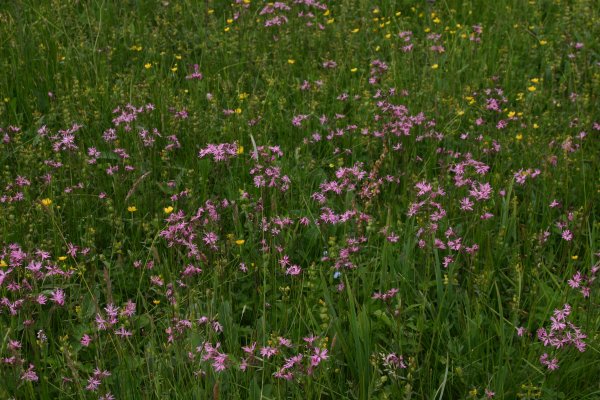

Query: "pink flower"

xmin=260 ymin=346 xmax=278 ymax=358
xmin=81 ymin=334 xmax=92 ymax=347
xmin=286 ymin=265 xmax=302 ymax=275
xmin=311 ymin=347 xmax=328 ymax=366
xmin=562 ymin=230 xmax=573 ymax=241
xmin=51 ymin=288 xmax=65 ymax=306
xmin=21 ymin=364 xmax=39 ymax=382
xmin=86 ymin=377 xmax=101 ymax=391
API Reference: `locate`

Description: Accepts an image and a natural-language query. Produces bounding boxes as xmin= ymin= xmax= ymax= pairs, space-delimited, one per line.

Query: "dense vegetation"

xmin=0 ymin=0 xmax=599 ymax=398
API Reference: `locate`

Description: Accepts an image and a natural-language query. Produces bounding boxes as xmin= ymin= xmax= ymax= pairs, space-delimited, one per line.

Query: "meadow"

xmin=0 ymin=0 xmax=599 ymax=398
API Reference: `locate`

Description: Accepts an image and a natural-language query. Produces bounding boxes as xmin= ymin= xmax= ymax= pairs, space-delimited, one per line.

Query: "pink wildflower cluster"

xmin=159 ymin=199 xmax=230 ymax=262
xmin=0 ymin=244 xmax=83 ymax=316
xmin=258 ymin=0 xmax=327 ymax=30
xmin=537 ymin=304 xmax=587 ymax=370
xmin=567 ymin=257 xmax=600 ymax=298
xmin=245 ymin=335 xmax=329 ymax=379
xmin=85 ymin=367 xmax=111 ymax=392
xmin=249 ymin=145 xmax=290 ymax=191
xmin=0 ymin=125 xmax=20 ymax=144
xmin=1 ymin=175 xmax=31 ymax=204
xmin=94 ymin=300 xmax=136 ymax=339
xmin=372 ymin=288 xmax=399 ymax=302
xmin=185 ymin=64 xmax=203 ymax=80
xmin=198 ymin=142 xmax=239 ymax=162
xmin=111 ymin=103 xmax=155 ymax=130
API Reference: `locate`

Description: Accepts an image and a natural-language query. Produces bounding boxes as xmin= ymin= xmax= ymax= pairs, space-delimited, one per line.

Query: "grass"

xmin=0 ymin=0 xmax=599 ymax=398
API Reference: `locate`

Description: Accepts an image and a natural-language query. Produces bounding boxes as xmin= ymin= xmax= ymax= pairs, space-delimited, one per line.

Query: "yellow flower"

xmin=170 ymin=66 xmax=178 ymax=72
xmin=238 ymin=92 xmax=249 ymax=100
xmin=531 ymin=78 xmax=539 ymax=83
xmin=153 ymin=299 xmax=160 ymax=305
xmin=350 ymin=67 xmax=358 ymax=72
xmin=533 ymin=123 xmax=539 ymax=129
xmin=287 ymin=59 xmax=295 ymax=64
xmin=0 ymin=259 xmax=7 ymax=268
xmin=224 ymin=27 xmax=230 ymax=32
xmin=226 ymin=18 xmax=233 ymax=24
xmin=507 ymin=111 xmax=516 ymax=118
xmin=164 ymin=206 xmax=174 ymax=214
xmin=235 ymin=239 xmax=245 ymax=245
xmin=539 ymin=40 xmax=547 ymax=46
xmin=516 ymin=133 xmax=523 ymax=140
xmin=237 ymin=146 xmax=244 ymax=154
xmin=41 ymin=198 xmax=52 ymax=207
xmin=128 ymin=206 xmax=137 ymax=212
xmin=431 ymin=64 xmax=439 ymax=70
xmin=175 ymin=54 xmax=182 ymax=60
xmin=235 ymin=108 xmax=242 ymax=114
xmin=433 ymin=17 xmax=441 ymax=24
xmin=326 ymin=18 xmax=334 ymax=24
xmin=58 ymin=256 xmax=67 ymax=261
xmin=527 ymin=85 xmax=536 ymax=92
xmin=144 ymin=63 xmax=152 ymax=69
xmin=571 ymin=255 xmax=578 ymax=260
xmin=351 ymin=28 xmax=360 ymax=33
xmin=323 ymin=9 xmax=330 ymax=16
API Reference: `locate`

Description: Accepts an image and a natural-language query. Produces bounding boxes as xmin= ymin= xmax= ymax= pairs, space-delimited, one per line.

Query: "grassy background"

xmin=0 ymin=0 xmax=599 ymax=398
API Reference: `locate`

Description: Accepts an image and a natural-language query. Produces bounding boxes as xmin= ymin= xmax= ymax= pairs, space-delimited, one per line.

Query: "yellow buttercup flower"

xmin=235 ymin=239 xmax=245 ymax=245
xmin=164 ymin=206 xmax=174 ymax=214
xmin=128 ymin=206 xmax=137 ymax=212
xmin=41 ymin=198 xmax=52 ymax=207
xmin=144 ymin=63 xmax=152 ymax=69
